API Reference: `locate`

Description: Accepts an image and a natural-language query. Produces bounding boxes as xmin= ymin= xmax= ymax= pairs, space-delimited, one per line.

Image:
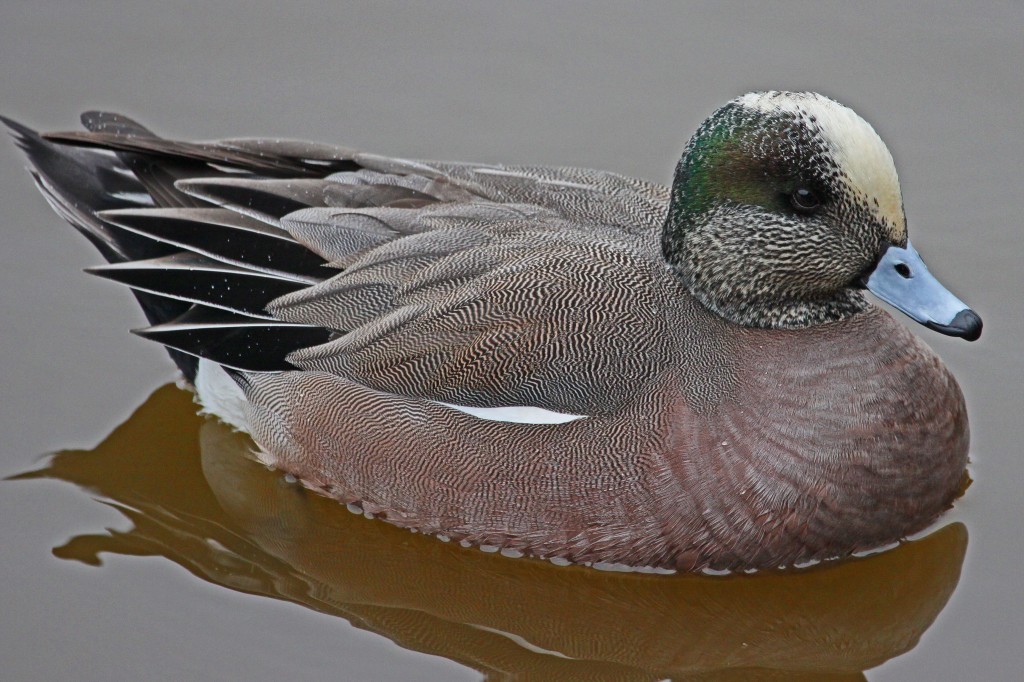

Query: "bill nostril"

xmin=894 ymin=263 xmax=911 ymax=278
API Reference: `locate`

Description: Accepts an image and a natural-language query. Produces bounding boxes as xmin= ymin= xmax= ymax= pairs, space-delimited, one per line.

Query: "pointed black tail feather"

xmin=41 ymin=129 xmax=360 ymax=177
xmin=4 ymin=113 xmax=352 ymax=382
xmin=77 ymin=110 xmax=213 ymax=209
xmin=87 ymin=253 xmax=310 ymax=318
xmin=175 ymin=177 xmax=335 ymax=224
xmin=134 ymin=306 xmax=333 ymax=372
xmin=3 ymin=115 xmax=169 ymax=262
xmin=4 ymin=115 xmax=206 ymax=378
xmin=98 ymin=207 xmax=329 ymax=280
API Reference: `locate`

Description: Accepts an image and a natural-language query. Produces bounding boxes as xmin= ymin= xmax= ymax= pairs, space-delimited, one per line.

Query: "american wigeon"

xmin=5 ymin=91 xmax=980 ymax=571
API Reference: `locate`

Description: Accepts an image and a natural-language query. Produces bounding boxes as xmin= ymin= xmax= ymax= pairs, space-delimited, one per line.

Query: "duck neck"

xmin=661 ymin=203 xmax=871 ymax=331
xmin=674 ymin=262 xmax=871 ymax=330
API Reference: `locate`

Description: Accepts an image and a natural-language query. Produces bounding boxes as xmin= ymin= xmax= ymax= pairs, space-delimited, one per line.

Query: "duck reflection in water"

xmin=12 ymin=384 xmax=968 ymax=682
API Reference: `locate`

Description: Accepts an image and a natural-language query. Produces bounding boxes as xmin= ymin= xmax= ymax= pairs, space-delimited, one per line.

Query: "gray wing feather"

xmin=24 ymin=112 xmax=677 ymax=412
xmin=276 ymin=216 xmax=678 ymax=414
xmin=354 ymin=155 xmax=670 ymax=232
xmin=269 ymin=205 xmax=537 ymax=330
xmin=258 ymin=156 xmax=676 ymax=414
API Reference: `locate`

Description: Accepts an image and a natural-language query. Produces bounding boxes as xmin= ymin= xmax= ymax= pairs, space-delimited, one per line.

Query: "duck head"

xmin=663 ymin=91 xmax=981 ymax=340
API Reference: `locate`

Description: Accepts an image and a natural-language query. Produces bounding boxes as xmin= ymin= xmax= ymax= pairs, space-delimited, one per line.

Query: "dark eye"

xmin=789 ymin=187 xmax=821 ymax=214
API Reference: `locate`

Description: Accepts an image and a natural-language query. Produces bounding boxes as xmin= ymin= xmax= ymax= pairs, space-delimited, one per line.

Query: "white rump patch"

xmin=434 ymin=401 xmax=587 ymax=424
xmin=195 ymin=359 xmax=251 ymax=432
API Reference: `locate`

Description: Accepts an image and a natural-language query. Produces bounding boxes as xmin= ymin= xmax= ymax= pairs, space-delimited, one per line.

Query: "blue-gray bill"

xmin=864 ymin=241 xmax=982 ymax=341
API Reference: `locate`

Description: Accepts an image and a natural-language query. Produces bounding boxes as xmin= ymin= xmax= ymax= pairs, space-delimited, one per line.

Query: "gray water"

xmin=1 ymin=2 xmax=1021 ymax=680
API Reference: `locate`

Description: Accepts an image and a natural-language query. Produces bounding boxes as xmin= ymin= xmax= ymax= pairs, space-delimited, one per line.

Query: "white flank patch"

xmin=736 ymin=91 xmax=905 ymax=240
xmin=434 ymin=401 xmax=587 ymax=425
xmin=195 ymin=359 xmax=251 ymax=432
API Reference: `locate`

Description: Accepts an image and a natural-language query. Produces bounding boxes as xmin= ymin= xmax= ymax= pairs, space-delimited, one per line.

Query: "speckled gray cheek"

xmin=662 ymin=103 xmax=885 ymax=331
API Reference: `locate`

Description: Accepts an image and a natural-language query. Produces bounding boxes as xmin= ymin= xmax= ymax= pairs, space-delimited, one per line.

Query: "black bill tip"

xmin=925 ymin=308 xmax=983 ymax=342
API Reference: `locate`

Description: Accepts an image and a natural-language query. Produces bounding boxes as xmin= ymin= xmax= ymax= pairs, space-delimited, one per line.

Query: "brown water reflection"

xmin=11 ymin=384 xmax=968 ymax=681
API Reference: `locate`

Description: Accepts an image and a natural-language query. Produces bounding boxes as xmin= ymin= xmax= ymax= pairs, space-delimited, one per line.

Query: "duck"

xmin=5 ymin=91 xmax=981 ymax=572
